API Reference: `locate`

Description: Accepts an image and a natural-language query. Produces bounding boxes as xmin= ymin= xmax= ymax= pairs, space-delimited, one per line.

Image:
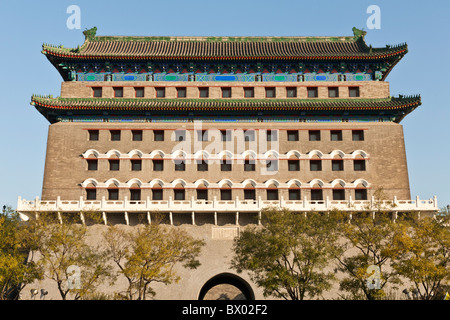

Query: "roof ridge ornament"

xmin=83 ymin=26 xmax=97 ymax=41
xmin=352 ymin=27 xmax=367 ymax=40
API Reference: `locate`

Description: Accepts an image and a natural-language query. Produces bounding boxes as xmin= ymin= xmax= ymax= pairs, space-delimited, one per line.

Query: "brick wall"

xmin=41 ymin=121 xmax=410 ymax=201
xmin=60 ymin=81 xmax=390 ymax=99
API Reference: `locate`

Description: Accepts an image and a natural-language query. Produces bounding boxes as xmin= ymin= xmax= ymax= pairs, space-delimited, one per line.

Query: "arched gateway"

xmin=198 ymin=273 xmax=255 ymax=300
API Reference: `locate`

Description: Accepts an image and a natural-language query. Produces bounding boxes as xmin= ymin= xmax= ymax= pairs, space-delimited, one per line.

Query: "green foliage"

xmin=232 ymin=208 xmax=344 ymax=300
xmin=22 ymin=212 xmax=114 ymax=300
xmin=2 ymin=205 xmax=447 ymax=300
xmin=0 ymin=206 xmax=42 ymax=300
xmin=334 ymin=212 xmax=404 ymax=300
xmin=103 ymin=223 xmax=205 ymax=300
xmin=392 ymin=215 xmax=450 ymax=300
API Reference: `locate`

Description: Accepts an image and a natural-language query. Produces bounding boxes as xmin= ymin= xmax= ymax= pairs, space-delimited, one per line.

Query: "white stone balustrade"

xmin=17 ymin=195 xmax=439 ymax=217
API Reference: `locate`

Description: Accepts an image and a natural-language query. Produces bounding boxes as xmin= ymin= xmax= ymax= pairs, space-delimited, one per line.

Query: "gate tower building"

xmin=18 ymin=27 xmax=438 ymax=299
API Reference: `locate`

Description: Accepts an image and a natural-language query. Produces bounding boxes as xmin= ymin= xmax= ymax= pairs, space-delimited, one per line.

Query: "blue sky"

xmin=0 ymin=0 xmax=449 ymax=209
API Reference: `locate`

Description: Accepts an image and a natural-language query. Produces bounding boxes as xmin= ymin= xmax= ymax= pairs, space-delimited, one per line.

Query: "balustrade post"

xmin=124 ymin=212 xmax=129 ymax=225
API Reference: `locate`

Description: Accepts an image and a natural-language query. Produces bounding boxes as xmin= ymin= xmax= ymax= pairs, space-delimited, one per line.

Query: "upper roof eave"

xmin=30 ymin=95 xmax=421 ymax=111
xmin=41 ymin=27 xmax=408 ymax=61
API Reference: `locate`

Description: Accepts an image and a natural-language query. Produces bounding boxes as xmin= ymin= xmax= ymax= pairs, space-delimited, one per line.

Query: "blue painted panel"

xmin=214 ymin=75 xmax=237 ymax=81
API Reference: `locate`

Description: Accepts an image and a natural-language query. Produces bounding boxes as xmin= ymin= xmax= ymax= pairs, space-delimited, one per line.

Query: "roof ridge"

xmin=90 ymin=35 xmax=357 ymax=43
xmin=80 ymin=26 xmax=368 ymax=43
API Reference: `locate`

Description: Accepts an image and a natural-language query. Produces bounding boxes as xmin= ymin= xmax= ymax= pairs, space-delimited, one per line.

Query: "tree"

xmin=103 ymin=222 xmax=205 ymax=300
xmin=392 ymin=214 xmax=450 ymax=300
xmin=334 ymin=212 xmax=404 ymax=300
xmin=23 ymin=212 xmax=114 ymax=300
xmin=0 ymin=206 xmax=42 ymax=300
xmin=231 ymin=208 xmax=343 ymax=300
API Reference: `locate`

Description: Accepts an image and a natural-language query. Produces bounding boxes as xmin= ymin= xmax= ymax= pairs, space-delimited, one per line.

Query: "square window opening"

xmin=352 ymin=130 xmax=365 ymax=141
xmin=265 ymin=87 xmax=276 ymax=98
xmin=349 ymin=87 xmax=360 ymax=97
xmin=153 ymin=160 xmax=164 ymax=171
xmin=221 ymin=87 xmax=232 ymax=98
xmin=109 ymin=159 xmax=120 ymax=171
xmin=309 ymin=130 xmax=321 ymax=141
xmin=131 ymin=160 xmax=142 ymax=171
xmin=156 ymin=87 xmax=166 ymax=98
xmin=286 ymin=87 xmax=297 ymax=98
xmin=199 ymin=87 xmax=209 ymax=98
xmin=152 ymin=189 xmax=163 ymax=200
xmin=92 ymin=87 xmax=102 ymax=98
xmin=88 ymin=130 xmax=99 ymax=141
xmin=330 ymin=130 xmax=343 ymax=141
xmin=310 ymin=160 xmax=322 ymax=171
xmin=244 ymin=87 xmax=254 ymax=98
xmin=288 ymin=160 xmax=300 ymax=171
xmin=332 ymin=160 xmax=344 ymax=171
xmin=87 ymin=159 xmax=98 ymax=171
xmin=287 ymin=130 xmax=299 ymax=141
xmin=328 ymin=87 xmax=339 ymax=98
xmin=86 ymin=189 xmax=97 ymax=200
xmin=307 ymin=87 xmax=318 ymax=98
xmin=177 ymin=87 xmax=187 ymax=98
xmin=135 ymin=87 xmax=144 ymax=98
xmin=333 ymin=189 xmax=346 ymax=200
xmin=289 ymin=189 xmax=301 ymax=200
xmin=311 ymin=189 xmax=323 ymax=201
xmin=132 ymin=130 xmax=143 ymax=141
xmin=354 ymin=160 xmax=366 ymax=171
xmin=113 ymin=87 xmax=123 ymax=98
